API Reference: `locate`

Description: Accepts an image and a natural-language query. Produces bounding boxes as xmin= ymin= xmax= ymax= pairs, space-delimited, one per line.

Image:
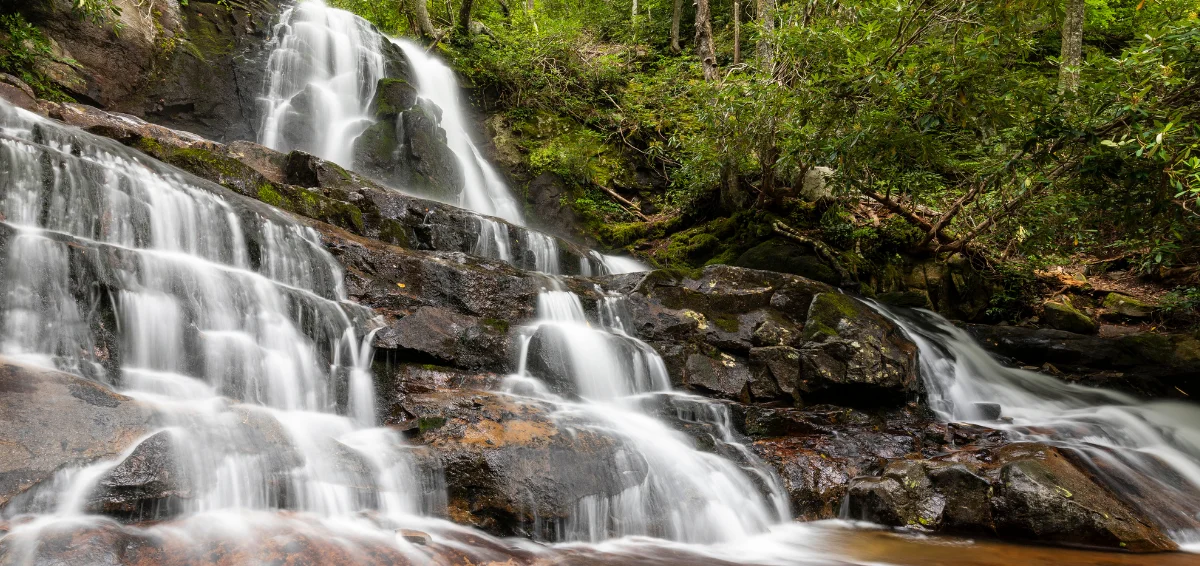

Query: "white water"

xmin=0 ymin=100 xmax=436 ymax=556
xmin=393 ymin=39 xmax=525 ymax=225
xmin=259 ymin=2 xmax=386 ymax=167
xmin=507 ymin=285 xmax=789 ymax=542
xmin=257 ymin=2 xmax=648 ymax=276
xmin=875 ymin=304 xmax=1200 ymax=547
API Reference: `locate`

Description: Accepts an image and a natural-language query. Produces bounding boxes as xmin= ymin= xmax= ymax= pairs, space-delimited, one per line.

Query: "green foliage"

xmin=0 ymin=14 xmax=71 ymax=101
xmin=69 ymin=0 xmax=121 ymax=23
xmin=326 ymin=0 xmax=408 ymax=35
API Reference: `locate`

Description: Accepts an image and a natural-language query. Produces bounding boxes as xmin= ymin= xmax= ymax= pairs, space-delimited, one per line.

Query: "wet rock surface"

xmin=618 ymin=266 xmax=919 ymax=406
xmin=966 ymin=324 xmax=1200 ymax=398
xmin=843 ymin=442 xmax=1179 ymax=552
xmin=396 ymin=387 xmax=646 ymax=537
xmin=0 ymin=360 xmax=155 ymax=510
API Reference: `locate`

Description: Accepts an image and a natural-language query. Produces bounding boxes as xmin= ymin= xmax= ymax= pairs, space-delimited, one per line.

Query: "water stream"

xmin=3 ymin=0 xmax=1200 ymax=563
xmin=874 ymin=304 xmax=1200 ymax=548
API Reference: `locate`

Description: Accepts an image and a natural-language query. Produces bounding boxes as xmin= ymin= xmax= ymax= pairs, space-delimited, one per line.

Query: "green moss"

xmin=714 ymin=315 xmax=740 ymax=333
xmin=483 ymin=318 xmax=510 ymax=334
xmin=257 ymin=183 xmax=284 ymax=207
xmin=804 ymin=293 xmax=861 ymax=340
xmin=417 ymin=416 xmax=446 ymax=432
xmin=378 ymin=219 xmax=412 ymax=247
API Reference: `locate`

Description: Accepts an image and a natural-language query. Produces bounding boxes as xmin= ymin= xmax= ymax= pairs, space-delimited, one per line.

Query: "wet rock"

xmin=734 ymin=239 xmax=840 ymax=286
xmin=373 ymin=78 xmax=418 ymax=119
xmin=0 ymin=74 xmax=40 ymax=113
xmin=966 ymin=324 xmax=1200 ymax=399
xmin=682 ymin=352 xmax=752 ymax=400
xmin=400 ymin=390 xmax=647 ymax=537
xmin=89 ymin=431 xmax=190 ymax=521
xmin=844 ymin=442 xmax=1179 ymax=552
xmin=525 ymin=172 xmax=587 ymax=242
xmin=0 ymin=359 xmax=155 ymax=510
xmin=796 ymin=293 xmax=919 ymax=405
xmin=748 ymin=346 xmax=801 ymax=402
xmin=1043 ymin=301 xmax=1098 ymax=334
xmin=1102 ymin=292 xmax=1154 ymax=321
xmin=374 ymin=306 xmax=513 ymax=373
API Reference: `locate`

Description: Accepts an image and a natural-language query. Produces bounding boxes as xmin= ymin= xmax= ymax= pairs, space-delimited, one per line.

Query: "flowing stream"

xmin=873 ymin=304 xmax=1200 ymax=549
xmin=3 ymin=0 xmax=1199 ymax=563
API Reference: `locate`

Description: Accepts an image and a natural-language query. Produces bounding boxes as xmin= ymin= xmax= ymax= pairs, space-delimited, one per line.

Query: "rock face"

xmin=0 ymin=359 xmax=155 ymax=510
xmin=19 ymin=0 xmax=284 ymax=142
xmin=844 ymin=442 xmax=1178 ymax=552
xmin=353 ymin=83 xmax=465 ymax=201
xmin=967 ymin=324 xmax=1200 ymax=399
xmin=395 ymin=385 xmax=647 ymax=537
xmin=617 ymin=266 xmax=919 ymax=406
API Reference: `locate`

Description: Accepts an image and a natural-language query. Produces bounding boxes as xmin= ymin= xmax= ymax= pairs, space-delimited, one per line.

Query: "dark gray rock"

xmin=89 ymin=431 xmax=190 ymax=521
xmin=796 ymin=293 xmax=919 ymax=405
xmin=734 ymin=239 xmax=841 ymax=286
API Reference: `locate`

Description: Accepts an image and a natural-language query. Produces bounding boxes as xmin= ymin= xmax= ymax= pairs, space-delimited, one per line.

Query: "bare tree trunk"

xmin=409 ymin=0 xmax=436 ymax=39
xmin=632 ymin=0 xmax=638 ymax=28
xmin=733 ymin=0 xmax=741 ymax=65
xmin=457 ymin=0 xmax=475 ymax=39
xmin=695 ymin=0 xmax=717 ymax=80
xmin=755 ymin=0 xmax=775 ymax=76
xmin=670 ymin=0 xmax=683 ymax=53
xmin=1058 ymin=0 xmax=1084 ymax=93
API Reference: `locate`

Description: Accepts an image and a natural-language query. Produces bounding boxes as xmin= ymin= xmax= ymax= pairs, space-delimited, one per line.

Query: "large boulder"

xmin=0 ymin=360 xmax=155 ymax=510
xmin=845 ymin=442 xmax=1179 ymax=552
xmin=615 ymin=266 xmax=919 ymax=407
xmin=734 ymin=239 xmax=841 ymax=286
xmin=795 ymin=293 xmax=919 ymax=405
xmin=399 ymin=389 xmax=648 ymax=537
xmin=1043 ymin=301 xmax=1098 ymax=335
xmin=966 ymin=324 xmax=1200 ymax=399
xmin=87 ymin=430 xmax=190 ymax=521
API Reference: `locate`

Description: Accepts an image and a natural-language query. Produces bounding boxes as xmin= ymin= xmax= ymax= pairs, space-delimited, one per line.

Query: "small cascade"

xmin=875 ymin=304 xmax=1200 ymax=546
xmin=473 ymin=217 xmax=513 ymax=263
xmin=0 ymin=99 xmax=431 ymax=551
xmin=258 ymin=2 xmax=387 ymax=167
xmin=392 ymin=40 xmax=525 ymax=225
xmin=507 ymin=285 xmax=788 ymax=542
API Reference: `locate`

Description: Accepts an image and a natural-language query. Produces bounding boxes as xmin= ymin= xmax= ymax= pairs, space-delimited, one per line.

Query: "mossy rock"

xmin=803 ymin=292 xmax=861 ymax=341
xmin=1042 ymin=301 xmax=1098 ymax=335
xmin=733 ymin=239 xmax=840 ymax=286
xmin=373 ymin=78 xmax=417 ymax=120
xmin=1102 ymin=292 xmax=1154 ymax=320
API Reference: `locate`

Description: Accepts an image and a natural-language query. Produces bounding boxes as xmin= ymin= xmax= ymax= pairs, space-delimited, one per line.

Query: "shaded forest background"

xmin=3 ymin=0 xmax=1199 ymax=325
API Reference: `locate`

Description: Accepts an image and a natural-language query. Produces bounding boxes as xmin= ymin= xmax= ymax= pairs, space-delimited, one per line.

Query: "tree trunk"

xmin=733 ymin=0 xmax=741 ymax=65
xmin=670 ymin=0 xmax=683 ymax=53
xmin=1058 ymin=0 xmax=1084 ymax=93
xmin=409 ymin=0 xmax=436 ymax=39
xmin=695 ymin=0 xmax=717 ymax=80
xmin=457 ymin=0 xmax=475 ymax=39
xmin=755 ymin=0 xmax=775 ymax=77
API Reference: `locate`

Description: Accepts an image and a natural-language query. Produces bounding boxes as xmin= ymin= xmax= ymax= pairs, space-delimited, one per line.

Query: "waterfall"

xmin=0 ymin=100 xmax=427 ymax=536
xmin=508 ymin=285 xmax=789 ymax=542
xmin=258 ymin=2 xmax=386 ymax=167
xmin=875 ymin=304 xmax=1200 ymax=547
xmin=392 ymin=39 xmax=525 ymax=225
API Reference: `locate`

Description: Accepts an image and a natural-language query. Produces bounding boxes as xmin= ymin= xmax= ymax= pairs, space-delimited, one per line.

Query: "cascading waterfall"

xmin=256 ymin=2 xmax=645 ymax=276
xmin=506 ymin=285 xmax=790 ymax=542
xmin=875 ymin=304 xmax=1200 ymax=548
xmin=0 ymin=100 xmax=434 ymax=558
xmin=258 ymin=2 xmax=386 ymax=167
xmin=392 ymin=39 xmax=525 ymax=225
